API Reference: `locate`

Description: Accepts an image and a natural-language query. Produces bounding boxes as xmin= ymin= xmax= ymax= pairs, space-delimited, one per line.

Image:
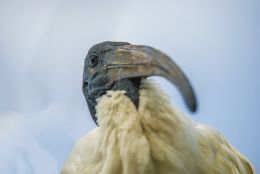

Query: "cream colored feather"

xmin=61 ymin=80 xmax=255 ymax=174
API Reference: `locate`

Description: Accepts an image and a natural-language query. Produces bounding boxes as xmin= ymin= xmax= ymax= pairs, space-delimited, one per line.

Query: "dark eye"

xmin=89 ymin=55 xmax=98 ymax=67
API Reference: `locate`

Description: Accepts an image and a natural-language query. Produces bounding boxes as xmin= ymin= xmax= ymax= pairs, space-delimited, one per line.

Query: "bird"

xmin=61 ymin=41 xmax=255 ymax=174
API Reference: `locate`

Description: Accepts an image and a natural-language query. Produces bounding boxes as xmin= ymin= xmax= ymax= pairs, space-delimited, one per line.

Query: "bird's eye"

xmin=89 ymin=55 xmax=98 ymax=67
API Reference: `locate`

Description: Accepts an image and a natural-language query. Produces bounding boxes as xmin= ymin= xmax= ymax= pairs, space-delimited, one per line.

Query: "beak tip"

xmin=189 ymin=99 xmax=198 ymax=113
xmin=190 ymin=104 xmax=197 ymax=113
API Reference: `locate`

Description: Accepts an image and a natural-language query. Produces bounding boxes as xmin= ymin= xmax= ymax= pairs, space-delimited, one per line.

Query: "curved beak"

xmin=104 ymin=44 xmax=197 ymax=112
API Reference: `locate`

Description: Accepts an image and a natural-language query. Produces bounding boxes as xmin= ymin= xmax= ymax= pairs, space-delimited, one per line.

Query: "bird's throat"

xmin=87 ymin=77 xmax=141 ymax=125
xmin=111 ymin=77 xmax=141 ymax=108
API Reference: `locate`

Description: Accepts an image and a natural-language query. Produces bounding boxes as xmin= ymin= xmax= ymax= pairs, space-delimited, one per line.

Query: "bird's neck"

xmin=85 ymin=80 xmax=201 ymax=174
xmin=95 ymin=79 xmax=182 ymax=128
xmin=111 ymin=77 xmax=141 ymax=108
xmin=87 ymin=77 xmax=141 ymax=125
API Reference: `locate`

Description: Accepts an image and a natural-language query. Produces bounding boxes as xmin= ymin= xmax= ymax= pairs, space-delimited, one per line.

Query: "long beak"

xmin=104 ymin=44 xmax=197 ymax=112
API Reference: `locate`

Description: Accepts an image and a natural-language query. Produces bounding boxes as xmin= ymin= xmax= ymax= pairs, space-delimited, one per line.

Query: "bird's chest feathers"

xmin=95 ymin=80 xmax=182 ymax=135
xmin=93 ymin=81 xmax=196 ymax=173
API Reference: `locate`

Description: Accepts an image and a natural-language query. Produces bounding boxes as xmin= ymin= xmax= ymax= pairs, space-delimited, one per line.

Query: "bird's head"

xmin=83 ymin=41 xmax=197 ymax=125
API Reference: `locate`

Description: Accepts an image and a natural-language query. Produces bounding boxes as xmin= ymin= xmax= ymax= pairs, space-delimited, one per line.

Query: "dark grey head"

xmin=82 ymin=41 xmax=197 ymax=125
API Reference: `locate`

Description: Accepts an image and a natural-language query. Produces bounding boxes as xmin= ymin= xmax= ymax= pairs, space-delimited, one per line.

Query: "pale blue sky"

xmin=0 ymin=0 xmax=259 ymax=173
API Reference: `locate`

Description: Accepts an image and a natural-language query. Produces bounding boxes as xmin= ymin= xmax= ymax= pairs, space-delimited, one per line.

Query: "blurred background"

xmin=0 ymin=0 xmax=259 ymax=173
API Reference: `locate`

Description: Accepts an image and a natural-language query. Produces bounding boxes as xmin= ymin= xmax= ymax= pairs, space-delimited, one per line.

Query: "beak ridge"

xmin=105 ymin=45 xmax=197 ymax=112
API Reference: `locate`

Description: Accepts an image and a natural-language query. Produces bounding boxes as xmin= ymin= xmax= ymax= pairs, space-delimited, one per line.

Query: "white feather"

xmin=61 ymin=80 xmax=255 ymax=174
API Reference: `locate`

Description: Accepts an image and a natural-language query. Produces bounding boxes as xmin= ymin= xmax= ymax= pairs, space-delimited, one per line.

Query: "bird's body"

xmin=62 ymin=41 xmax=255 ymax=173
xmin=62 ymin=80 xmax=254 ymax=174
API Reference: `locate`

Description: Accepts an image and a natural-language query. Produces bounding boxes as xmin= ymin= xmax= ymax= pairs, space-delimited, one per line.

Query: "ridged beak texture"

xmin=103 ymin=44 xmax=197 ymax=112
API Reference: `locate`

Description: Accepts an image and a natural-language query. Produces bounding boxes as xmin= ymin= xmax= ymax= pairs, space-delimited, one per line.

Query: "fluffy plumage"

xmin=61 ymin=80 xmax=255 ymax=174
